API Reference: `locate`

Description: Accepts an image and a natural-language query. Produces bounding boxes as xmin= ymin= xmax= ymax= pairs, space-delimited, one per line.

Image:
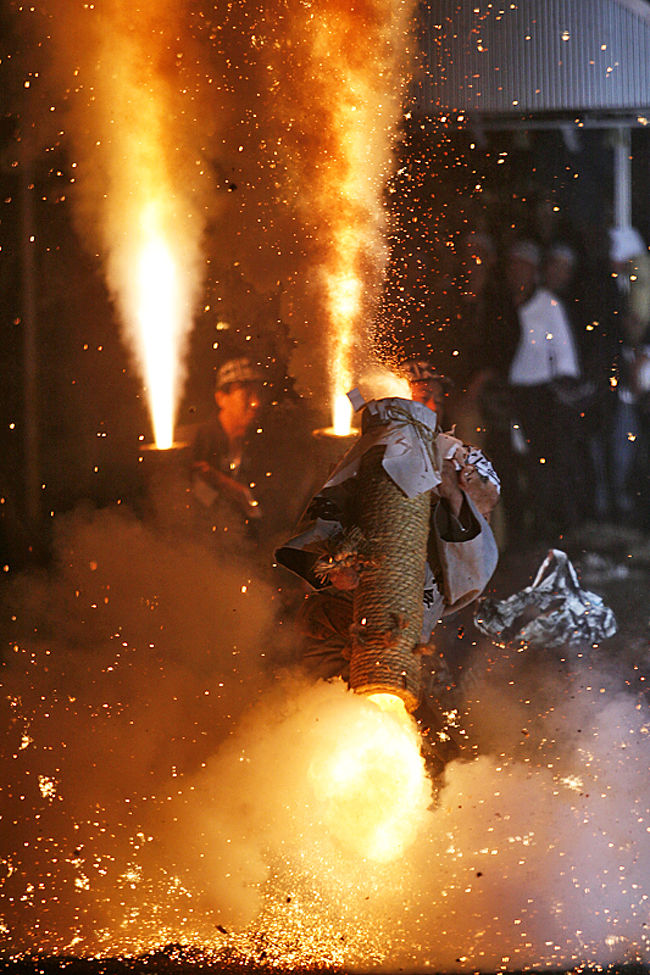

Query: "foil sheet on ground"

xmin=474 ymin=548 xmax=618 ymax=649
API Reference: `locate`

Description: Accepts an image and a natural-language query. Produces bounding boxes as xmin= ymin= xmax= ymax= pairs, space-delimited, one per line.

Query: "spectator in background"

xmin=451 ymin=232 xmax=500 ymax=403
xmin=446 ymin=232 xmax=511 ymax=548
xmin=567 ymin=229 xmax=622 ymax=522
xmin=541 ymin=241 xmax=600 ymax=523
xmin=608 ymin=226 xmax=650 ymax=525
xmin=531 ymin=195 xmax=568 ymax=252
xmin=543 ymin=243 xmax=577 ymax=301
xmin=191 ymin=356 xmax=266 ymax=543
xmin=504 ymin=239 xmax=584 ymax=542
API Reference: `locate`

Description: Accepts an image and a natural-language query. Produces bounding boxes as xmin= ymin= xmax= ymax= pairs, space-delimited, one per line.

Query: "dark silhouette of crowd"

xmin=394 ymin=203 xmax=650 ymax=550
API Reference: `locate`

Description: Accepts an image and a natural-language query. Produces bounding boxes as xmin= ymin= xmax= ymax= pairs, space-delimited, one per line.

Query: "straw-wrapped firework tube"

xmin=350 ymin=445 xmax=433 ymax=712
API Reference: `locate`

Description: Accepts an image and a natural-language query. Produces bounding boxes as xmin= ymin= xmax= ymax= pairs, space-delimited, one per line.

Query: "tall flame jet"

xmin=91 ymin=6 xmax=208 ymax=448
xmin=21 ymin=0 xmax=210 ymax=448
xmin=259 ymin=0 xmax=417 ymax=431
xmin=317 ymin=2 xmax=416 ymax=431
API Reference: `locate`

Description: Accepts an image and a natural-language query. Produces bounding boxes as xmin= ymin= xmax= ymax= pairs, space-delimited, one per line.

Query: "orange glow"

xmin=135 ymin=218 xmax=181 ymax=449
xmin=308 ymin=691 xmax=431 ymax=863
xmin=328 ymin=267 xmax=360 ymax=430
xmin=307 ymin=6 xmax=414 ymax=432
xmin=332 ymin=391 xmax=353 ymax=436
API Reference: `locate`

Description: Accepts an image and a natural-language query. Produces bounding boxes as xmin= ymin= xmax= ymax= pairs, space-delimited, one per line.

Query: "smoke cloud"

xmin=0 ymin=499 xmax=648 ymax=969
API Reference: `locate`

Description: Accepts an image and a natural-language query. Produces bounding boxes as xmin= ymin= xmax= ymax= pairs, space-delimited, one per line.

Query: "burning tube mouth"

xmin=137 ymin=440 xmax=191 ymax=524
xmin=349 ymin=444 xmax=431 ymax=713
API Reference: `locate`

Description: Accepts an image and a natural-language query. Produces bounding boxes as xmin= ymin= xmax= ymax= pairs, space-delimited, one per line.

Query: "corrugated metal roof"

xmin=415 ymin=0 xmax=650 ymax=118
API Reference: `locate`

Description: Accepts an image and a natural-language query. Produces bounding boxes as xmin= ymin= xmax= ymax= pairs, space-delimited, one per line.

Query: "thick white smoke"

xmin=0 ymin=500 xmax=648 ymax=969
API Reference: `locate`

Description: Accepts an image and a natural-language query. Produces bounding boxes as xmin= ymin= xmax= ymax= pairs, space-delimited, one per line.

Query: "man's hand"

xmin=437 ymin=458 xmax=464 ymax=518
xmin=193 ymin=462 xmax=262 ymax=518
xmin=329 ymin=566 xmax=360 ymax=590
xmin=458 ymin=465 xmax=499 ymax=520
xmin=438 ymin=454 xmax=500 ymax=523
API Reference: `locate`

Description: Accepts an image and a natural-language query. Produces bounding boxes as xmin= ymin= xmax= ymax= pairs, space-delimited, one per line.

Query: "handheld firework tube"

xmin=350 ymin=444 xmax=432 ymax=713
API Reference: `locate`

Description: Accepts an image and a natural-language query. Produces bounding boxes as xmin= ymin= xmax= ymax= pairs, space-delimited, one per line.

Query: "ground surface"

xmin=1 ymin=524 xmax=648 ymax=975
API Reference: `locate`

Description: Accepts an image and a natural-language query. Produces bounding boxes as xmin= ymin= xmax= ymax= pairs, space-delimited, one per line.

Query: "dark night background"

xmin=2 ymin=0 xmax=650 ymax=570
xmin=4 ymin=109 xmax=650 ymax=565
xmin=0 ymin=2 xmax=649 ymax=973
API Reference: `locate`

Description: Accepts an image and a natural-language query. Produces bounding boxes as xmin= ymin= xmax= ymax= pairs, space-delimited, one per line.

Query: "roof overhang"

xmin=415 ymin=0 xmax=650 ymax=126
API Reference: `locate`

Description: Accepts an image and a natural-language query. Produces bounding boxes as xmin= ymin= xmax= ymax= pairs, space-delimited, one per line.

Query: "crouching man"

xmin=275 ymin=385 xmax=500 ymax=743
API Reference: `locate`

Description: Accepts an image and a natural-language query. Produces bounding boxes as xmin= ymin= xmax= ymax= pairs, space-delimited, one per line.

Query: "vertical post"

xmin=613 ymin=126 xmax=632 ymax=229
xmin=20 ymin=164 xmax=40 ymax=532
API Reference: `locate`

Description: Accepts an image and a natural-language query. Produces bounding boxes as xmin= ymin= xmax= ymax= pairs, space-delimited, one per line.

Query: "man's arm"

xmin=192 ymin=460 xmax=261 ymax=518
xmin=433 ymin=497 xmax=499 ymax=614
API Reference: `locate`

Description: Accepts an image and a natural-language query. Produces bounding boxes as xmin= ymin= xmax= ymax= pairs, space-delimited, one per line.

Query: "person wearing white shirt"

xmin=508 ymin=286 xmax=581 ymax=386
xmin=505 ymin=240 xmax=584 ymax=541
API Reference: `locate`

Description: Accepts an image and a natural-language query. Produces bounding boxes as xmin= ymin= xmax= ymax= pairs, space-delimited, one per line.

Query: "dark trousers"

xmin=511 ymin=383 xmax=582 ymax=539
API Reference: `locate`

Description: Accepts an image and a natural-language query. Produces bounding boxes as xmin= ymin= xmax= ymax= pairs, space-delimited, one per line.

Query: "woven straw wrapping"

xmin=350 ymin=445 xmax=432 ymax=712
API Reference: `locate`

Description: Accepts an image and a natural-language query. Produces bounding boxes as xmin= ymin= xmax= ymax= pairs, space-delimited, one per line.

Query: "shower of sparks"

xmin=13 ymin=0 xmax=417 ymax=441
xmin=96 ymin=24 xmax=207 ymax=450
xmin=1 ymin=620 xmax=649 ymax=967
xmin=322 ymin=80 xmax=401 ymax=425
